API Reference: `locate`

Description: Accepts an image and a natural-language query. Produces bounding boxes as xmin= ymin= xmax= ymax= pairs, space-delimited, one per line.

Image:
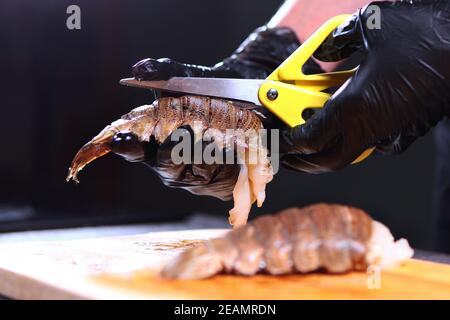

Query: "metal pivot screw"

xmin=266 ymin=88 xmax=278 ymax=101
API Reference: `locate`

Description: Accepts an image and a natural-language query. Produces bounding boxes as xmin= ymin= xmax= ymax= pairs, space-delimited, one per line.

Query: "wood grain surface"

xmin=0 ymin=229 xmax=449 ymax=300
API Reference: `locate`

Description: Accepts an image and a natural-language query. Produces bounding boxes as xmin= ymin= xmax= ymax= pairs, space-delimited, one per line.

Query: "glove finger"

xmin=313 ymin=13 xmax=364 ymax=62
xmin=282 ymin=97 xmax=342 ymax=155
xmin=132 ymin=58 xmax=190 ymax=81
xmin=281 ymin=135 xmax=367 ymax=173
xmin=110 ymin=131 xmax=146 ymax=162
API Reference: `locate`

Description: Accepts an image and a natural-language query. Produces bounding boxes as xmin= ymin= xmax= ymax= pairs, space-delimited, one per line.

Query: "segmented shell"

xmin=67 ymin=96 xmax=273 ymax=228
xmin=162 ymin=204 xmax=376 ymax=279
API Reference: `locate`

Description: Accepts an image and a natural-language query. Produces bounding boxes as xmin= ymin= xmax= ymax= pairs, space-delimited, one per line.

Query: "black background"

xmin=0 ymin=0 xmax=439 ymax=250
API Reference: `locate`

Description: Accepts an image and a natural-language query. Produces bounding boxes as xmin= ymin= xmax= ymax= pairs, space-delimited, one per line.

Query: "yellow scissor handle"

xmin=258 ymin=14 xmax=374 ymax=164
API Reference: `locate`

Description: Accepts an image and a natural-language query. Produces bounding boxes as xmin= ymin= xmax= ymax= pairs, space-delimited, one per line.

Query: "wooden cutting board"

xmin=0 ymin=229 xmax=449 ymax=300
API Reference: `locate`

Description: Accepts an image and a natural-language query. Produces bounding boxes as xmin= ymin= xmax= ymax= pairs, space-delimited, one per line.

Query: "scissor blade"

xmin=120 ymin=77 xmax=264 ymax=105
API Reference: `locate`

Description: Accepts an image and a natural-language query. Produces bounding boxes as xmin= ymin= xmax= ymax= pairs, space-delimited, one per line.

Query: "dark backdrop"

xmin=0 ymin=0 xmax=438 ymax=250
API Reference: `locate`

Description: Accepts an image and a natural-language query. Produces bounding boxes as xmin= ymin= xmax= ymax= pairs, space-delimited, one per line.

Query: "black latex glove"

xmin=281 ymin=0 xmax=450 ymax=174
xmin=132 ymin=26 xmax=322 ymax=80
xmin=109 ymin=128 xmax=240 ymax=201
xmin=120 ymin=27 xmax=322 ymax=200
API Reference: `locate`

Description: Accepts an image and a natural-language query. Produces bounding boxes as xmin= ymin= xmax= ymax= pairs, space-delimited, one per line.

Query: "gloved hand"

xmin=121 ymin=27 xmax=322 ymax=200
xmin=132 ymin=26 xmax=321 ymax=80
xmin=281 ymin=0 xmax=450 ymax=173
xmin=109 ymin=127 xmax=240 ymax=201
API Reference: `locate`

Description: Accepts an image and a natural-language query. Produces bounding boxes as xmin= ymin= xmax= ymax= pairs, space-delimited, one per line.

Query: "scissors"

xmin=120 ymin=15 xmax=374 ymax=164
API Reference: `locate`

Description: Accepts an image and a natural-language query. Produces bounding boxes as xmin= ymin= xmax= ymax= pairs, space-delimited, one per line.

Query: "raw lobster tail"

xmin=67 ymin=96 xmax=273 ymax=227
xmin=161 ymin=204 xmax=413 ymax=280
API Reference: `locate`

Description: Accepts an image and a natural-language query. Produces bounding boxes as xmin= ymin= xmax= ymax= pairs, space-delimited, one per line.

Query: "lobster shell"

xmin=161 ymin=203 xmax=413 ymax=280
xmin=67 ymin=96 xmax=273 ymax=227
